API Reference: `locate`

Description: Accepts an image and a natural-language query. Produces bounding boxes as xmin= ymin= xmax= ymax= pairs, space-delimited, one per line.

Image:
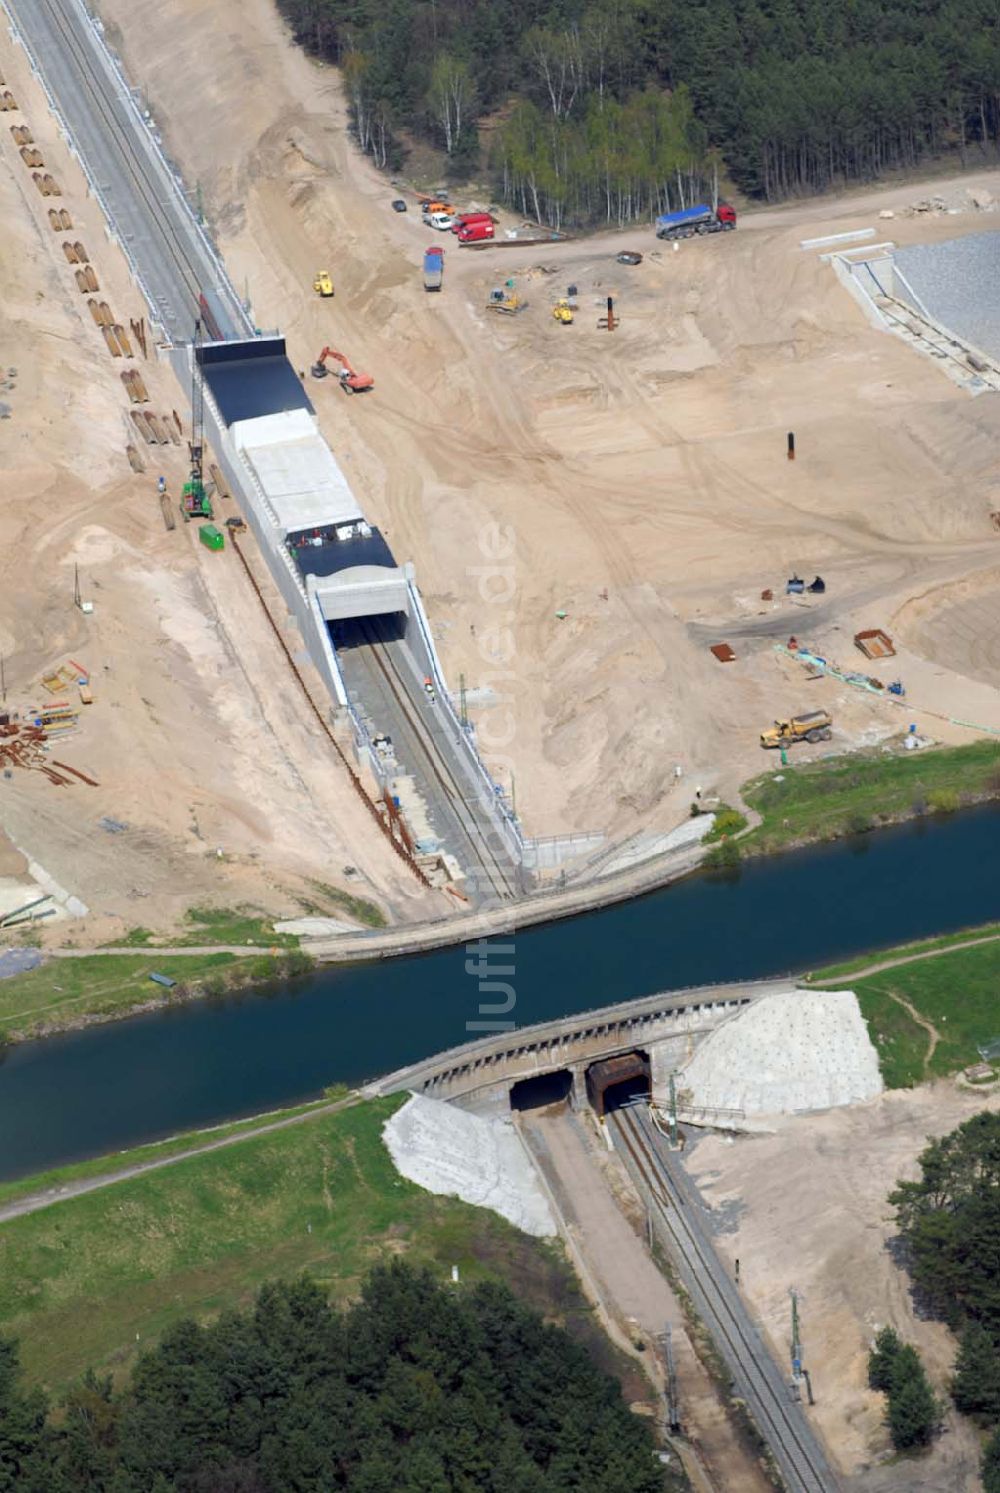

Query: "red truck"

xmin=454 ymin=213 xmax=495 ymax=243
xmin=458 ymin=222 xmax=494 ymax=243
xmin=452 ymin=212 xmax=493 ymax=232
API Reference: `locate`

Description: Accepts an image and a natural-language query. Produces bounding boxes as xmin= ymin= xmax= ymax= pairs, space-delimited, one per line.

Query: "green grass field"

xmin=114 ymin=889 xmax=386 ymax=947
xmin=807 ymin=924 xmax=1000 ymax=983
xmin=0 ymin=1092 xmax=350 ymax=1210
xmin=0 ymin=951 xmax=241 ymax=1041
xmin=113 ymin=905 xmax=298 ymax=949
xmin=812 ymin=932 xmax=1000 ymax=1088
xmin=0 ymin=946 xmax=317 ymax=1042
xmin=0 ymin=1098 xmax=581 ymax=1398
xmin=740 ymin=738 xmax=1000 ymax=855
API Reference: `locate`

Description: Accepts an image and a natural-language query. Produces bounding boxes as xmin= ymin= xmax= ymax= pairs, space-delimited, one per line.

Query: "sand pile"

xmin=383 ymin=1094 xmax=557 ymax=1237
xmin=678 ymin=989 xmax=882 ymax=1116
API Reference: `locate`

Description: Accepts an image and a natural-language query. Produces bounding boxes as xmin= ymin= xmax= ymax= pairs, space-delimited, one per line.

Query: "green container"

xmin=198 ymin=523 xmax=225 ymax=552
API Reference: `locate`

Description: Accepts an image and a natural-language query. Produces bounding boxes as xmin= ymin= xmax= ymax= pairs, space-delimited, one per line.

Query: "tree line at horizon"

xmin=276 ymin=0 xmax=1000 ymax=223
xmin=0 ymin=1262 xmax=670 ymax=1491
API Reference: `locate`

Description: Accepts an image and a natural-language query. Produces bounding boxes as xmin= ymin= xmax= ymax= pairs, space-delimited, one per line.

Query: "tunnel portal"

xmin=509 ymin=1069 xmax=573 ymax=1112
xmin=587 ymin=1052 xmax=651 ymax=1116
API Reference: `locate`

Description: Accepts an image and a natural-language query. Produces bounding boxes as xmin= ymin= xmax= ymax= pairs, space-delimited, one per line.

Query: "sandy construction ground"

xmin=85 ymin=0 xmax=1000 ymax=854
xmin=687 ymin=1085 xmax=1000 ymax=1491
xmin=7 ymin=0 xmax=1000 ymax=942
xmin=0 ymin=32 xmax=431 ymax=942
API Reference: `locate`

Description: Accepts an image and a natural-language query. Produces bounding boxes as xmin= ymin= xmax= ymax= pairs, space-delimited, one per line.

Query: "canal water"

xmin=1 ymin=806 xmax=998 ymax=1181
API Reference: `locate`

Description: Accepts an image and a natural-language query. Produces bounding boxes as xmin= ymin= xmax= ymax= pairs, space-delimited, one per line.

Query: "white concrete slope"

xmin=678 ymin=988 xmax=882 ymax=1116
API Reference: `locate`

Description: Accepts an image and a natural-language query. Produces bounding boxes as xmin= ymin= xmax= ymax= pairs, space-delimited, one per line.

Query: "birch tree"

xmin=429 ymin=54 xmax=476 ymax=155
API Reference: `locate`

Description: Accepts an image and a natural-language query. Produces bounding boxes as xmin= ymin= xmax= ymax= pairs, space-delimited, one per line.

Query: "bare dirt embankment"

xmin=687 ymin=1085 xmax=1000 ymax=1492
xmin=0 ymin=26 xmax=432 ymax=944
xmin=88 ymin=0 xmax=1000 ymax=859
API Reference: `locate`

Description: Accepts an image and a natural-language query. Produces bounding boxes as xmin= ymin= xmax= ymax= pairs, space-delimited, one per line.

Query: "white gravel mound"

xmin=383 ymin=1094 xmax=557 ymax=1237
xmin=678 ymin=989 xmax=882 ymax=1116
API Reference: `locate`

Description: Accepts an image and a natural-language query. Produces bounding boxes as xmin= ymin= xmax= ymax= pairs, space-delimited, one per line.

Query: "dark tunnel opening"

xmin=601 ymin=1072 xmax=652 ymax=1114
xmin=586 ymin=1052 xmax=651 ymax=1116
xmin=509 ymin=1070 xmax=573 ymax=1112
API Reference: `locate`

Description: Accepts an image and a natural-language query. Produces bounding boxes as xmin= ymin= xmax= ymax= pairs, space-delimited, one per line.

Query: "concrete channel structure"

xmin=366 ymin=977 xmax=794 ymax=1114
xmin=5 ymin=0 xmax=522 ymax=900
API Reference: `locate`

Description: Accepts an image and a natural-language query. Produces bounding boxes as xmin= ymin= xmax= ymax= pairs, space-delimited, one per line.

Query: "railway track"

xmin=18 ymin=0 xmax=245 ymax=340
xmin=610 ymin=1104 xmax=839 ymax=1493
xmin=356 ymin=624 xmax=518 ymax=903
xmin=38 ymin=0 xmax=203 ymax=320
xmin=18 ymin=0 xmax=518 ymax=904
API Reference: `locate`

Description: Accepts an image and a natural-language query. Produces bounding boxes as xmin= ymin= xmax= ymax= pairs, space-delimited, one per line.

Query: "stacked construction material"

xmin=33 ymin=702 xmax=78 ymax=735
xmin=0 ymin=719 xmax=95 ymax=786
xmin=0 ymin=720 xmax=60 ymax=780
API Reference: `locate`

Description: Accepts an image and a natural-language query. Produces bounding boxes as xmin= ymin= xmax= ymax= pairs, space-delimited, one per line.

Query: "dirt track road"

xmin=0 ymin=1096 xmax=359 ymax=1225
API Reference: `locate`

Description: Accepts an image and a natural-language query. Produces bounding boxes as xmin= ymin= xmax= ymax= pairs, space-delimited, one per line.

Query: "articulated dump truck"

xmin=760 ymin=711 xmax=833 ymax=749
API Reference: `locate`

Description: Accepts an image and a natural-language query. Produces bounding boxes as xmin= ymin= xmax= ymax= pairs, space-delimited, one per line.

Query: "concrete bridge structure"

xmin=365 ymin=977 xmax=796 ymax=1115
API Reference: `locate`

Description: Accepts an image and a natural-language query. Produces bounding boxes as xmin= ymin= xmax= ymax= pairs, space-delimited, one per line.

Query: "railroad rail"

xmin=7 ymin=0 xmax=248 ymax=341
xmin=356 ymin=622 xmax=518 ymax=902
xmin=228 ymin=536 xmax=432 ymax=888
xmin=9 ymin=0 xmax=514 ymax=896
xmin=39 ymin=0 xmax=201 ymax=318
xmin=610 ymin=1104 xmax=840 ymax=1493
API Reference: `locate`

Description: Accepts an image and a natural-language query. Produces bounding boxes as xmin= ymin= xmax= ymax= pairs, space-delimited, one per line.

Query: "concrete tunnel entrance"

xmin=587 ymin=1052 xmax=651 ymax=1116
xmin=330 ymin=610 xmax=408 ymax=651
xmin=509 ymin=1070 xmax=573 ymax=1112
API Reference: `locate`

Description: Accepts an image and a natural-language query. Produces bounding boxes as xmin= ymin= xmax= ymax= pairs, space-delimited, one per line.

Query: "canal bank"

xmin=8 ymin=738 xmax=1000 ymax=1045
xmin=0 ymin=804 xmax=998 ymax=1181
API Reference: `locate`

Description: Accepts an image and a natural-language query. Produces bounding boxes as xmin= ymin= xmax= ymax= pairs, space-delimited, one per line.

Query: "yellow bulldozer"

xmin=760 ymin=710 xmax=833 ymax=749
xmin=552 ymin=298 xmax=574 ymax=324
xmin=313 ymin=270 xmax=334 ymax=298
xmin=487 ymin=279 xmax=524 ymax=314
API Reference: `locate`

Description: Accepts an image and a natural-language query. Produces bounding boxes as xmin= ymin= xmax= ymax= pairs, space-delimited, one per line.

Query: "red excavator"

xmin=310 ymin=346 xmax=374 ymax=393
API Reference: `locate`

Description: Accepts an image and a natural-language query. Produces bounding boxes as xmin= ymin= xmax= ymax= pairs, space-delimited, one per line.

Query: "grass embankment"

xmin=305 ymin=879 xmax=387 ymax=929
xmin=113 ymin=888 xmax=386 ymax=949
xmin=114 ymin=904 xmax=299 ymax=949
xmin=0 ymin=947 xmax=313 ymax=1043
xmin=810 ymin=927 xmax=1000 ymax=1089
xmin=0 ymin=1090 xmax=350 ymax=1211
xmin=0 ymin=1097 xmax=589 ymax=1400
xmin=738 ymin=738 xmax=1000 ymax=857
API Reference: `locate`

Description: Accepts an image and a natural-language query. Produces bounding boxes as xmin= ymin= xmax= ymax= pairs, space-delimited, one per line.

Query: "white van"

xmin=424 ymin=210 xmax=454 ymax=230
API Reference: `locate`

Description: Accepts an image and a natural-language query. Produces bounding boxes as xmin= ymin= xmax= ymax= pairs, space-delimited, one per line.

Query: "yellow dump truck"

xmin=760 ymin=710 xmax=833 ymax=749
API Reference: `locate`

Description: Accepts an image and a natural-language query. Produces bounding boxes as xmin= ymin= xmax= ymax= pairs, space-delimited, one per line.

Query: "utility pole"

xmin=790 ymin=1288 xmax=802 ymax=1396
xmin=459 ymin=671 xmax=468 ymax=728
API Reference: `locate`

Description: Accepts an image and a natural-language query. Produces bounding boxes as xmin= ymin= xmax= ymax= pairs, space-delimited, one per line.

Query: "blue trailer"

xmin=422 ymin=246 xmax=444 ymax=291
xmin=655 ymin=202 xmax=737 ymax=240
